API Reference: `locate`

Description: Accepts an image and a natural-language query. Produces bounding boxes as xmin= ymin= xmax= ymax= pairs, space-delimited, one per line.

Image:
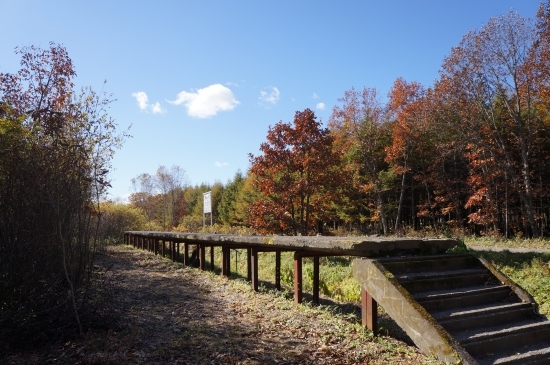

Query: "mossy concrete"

xmin=353 ymin=258 xmax=478 ymax=365
xmin=125 ymin=232 xmax=458 ymax=257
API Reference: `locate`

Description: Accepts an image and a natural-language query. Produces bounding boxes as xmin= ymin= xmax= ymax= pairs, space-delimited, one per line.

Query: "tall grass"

xmin=464 ymin=236 xmax=550 ymax=250
xmin=471 ymin=250 xmax=550 ymax=317
xmin=181 ymin=247 xmax=361 ymax=304
xmin=158 ymin=237 xmax=550 ymax=313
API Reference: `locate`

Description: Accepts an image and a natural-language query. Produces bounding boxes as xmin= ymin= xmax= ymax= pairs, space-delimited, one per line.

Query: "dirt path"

xmin=4 ymin=245 xmax=439 ymax=364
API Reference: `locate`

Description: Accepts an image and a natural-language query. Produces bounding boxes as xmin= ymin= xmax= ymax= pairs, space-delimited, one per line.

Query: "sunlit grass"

xmin=470 ymin=249 xmax=550 ymax=317
xmin=202 ymin=248 xmax=362 ymax=303
xmin=464 ymin=236 xmax=550 ymax=250
xmin=139 ymin=235 xmax=550 ymax=315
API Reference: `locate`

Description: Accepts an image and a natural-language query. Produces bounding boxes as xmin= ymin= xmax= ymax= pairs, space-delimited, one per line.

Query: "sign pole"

xmin=203 ymin=191 xmax=212 ymax=232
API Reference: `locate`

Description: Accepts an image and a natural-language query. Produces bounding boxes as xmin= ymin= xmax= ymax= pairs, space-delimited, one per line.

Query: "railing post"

xmin=176 ymin=242 xmax=180 ymax=262
xmin=275 ymin=251 xmax=281 ymax=290
xmin=199 ymin=244 xmax=205 ymax=270
xmin=294 ymin=252 xmax=303 ymax=304
xmin=222 ymin=246 xmax=230 ymax=277
xmin=251 ymin=248 xmax=259 ymax=291
xmin=313 ymin=256 xmax=320 ymax=304
xmin=161 ymin=240 xmax=165 ymax=257
xmin=247 ymin=248 xmax=252 ymax=281
xmin=210 ymin=246 xmax=215 ymax=271
xmin=362 ymin=287 xmax=378 ymax=336
xmin=184 ymin=242 xmax=189 ymax=265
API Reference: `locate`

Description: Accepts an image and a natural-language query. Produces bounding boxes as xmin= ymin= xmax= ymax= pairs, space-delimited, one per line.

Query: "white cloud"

xmin=259 ymin=86 xmax=280 ymax=106
xmin=151 ymin=102 xmax=166 ymax=114
xmin=316 ymin=102 xmax=325 ymax=110
xmin=214 ymin=162 xmax=229 ymax=167
xmin=169 ymin=84 xmax=239 ymax=118
xmin=312 ymin=92 xmax=319 ymax=99
xmin=132 ymin=91 xmax=149 ymax=110
xmin=132 ymin=91 xmax=166 ymax=114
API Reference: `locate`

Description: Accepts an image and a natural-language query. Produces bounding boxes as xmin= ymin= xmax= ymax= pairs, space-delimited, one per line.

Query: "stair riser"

xmin=419 ymin=290 xmax=510 ymax=311
xmin=400 ymin=274 xmax=491 ymax=293
xmin=440 ymin=308 xmax=535 ymax=332
xmin=384 ymin=256 xmax=481 ymax=274
xmin=463 ymin=327 xmax=550 ymax=357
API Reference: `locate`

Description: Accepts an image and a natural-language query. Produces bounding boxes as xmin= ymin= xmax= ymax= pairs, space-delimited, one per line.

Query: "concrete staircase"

xmin=353 ymin=253 xmax=550 ymax=365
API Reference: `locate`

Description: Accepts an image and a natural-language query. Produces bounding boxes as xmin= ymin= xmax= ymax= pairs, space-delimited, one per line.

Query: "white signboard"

xmin=203 ymin=191 xmax=212 ymax=214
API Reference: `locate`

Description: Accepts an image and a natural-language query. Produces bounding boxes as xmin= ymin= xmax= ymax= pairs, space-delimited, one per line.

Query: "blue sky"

xmin=1 ymin=0 xmax=542 ymax=200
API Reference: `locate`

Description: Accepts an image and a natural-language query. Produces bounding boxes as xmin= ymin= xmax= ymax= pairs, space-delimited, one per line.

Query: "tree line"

xmin=127 ymin=5 xmax=550 ymax=238
xmin=0 ymin=43 xmax=126 ymax=344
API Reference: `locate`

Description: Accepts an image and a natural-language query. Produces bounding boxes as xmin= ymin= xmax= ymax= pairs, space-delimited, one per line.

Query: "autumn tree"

xmin=130 ymin=173 xmax=157 ymax=229
xmin=156 ymin=165 xmax=189 ymax=229
xmin=440 ymin=10 xmax=545 ymax=236
xmin=0 ymin=43 xmax=125 ymax=342
xmin=329 ymin=87 xmax=392 ymax=235
xmin=130 ymin=165 xmax=189 ymax=230
xmin=249 ymin=109 xmax=342 ymax=235
xmin=386 ymin=78 xmax=426 ymax=232
xmin=98 ymin=200 xmax=147 ymax=243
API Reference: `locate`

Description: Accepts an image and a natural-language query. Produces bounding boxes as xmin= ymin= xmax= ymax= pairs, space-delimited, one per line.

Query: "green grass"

xmin=167 ymin=245 xmax=361 ymax=304
xmin=464 ymin=236 xmax=550 ymax=250
xmin=462 ymin=236 xmax=550 ymax=317
xmin=470 ymin=249 xmax=550 ymax=317
xmin=154 ymin=237 xmax=550 ymax=316
xmin=204 ymin=249 xmax=362 ymax=303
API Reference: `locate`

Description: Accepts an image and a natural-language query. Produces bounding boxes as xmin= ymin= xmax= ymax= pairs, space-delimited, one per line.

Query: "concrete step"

xmin=457 ymin=320 xmax=550 ymax=357
xmin=415 ymin=285 xmax=512 ymax=311
xmin=482 ymin=343 xmax=550 ymax=365
xmin=380 ymin=253 xmax=482 ymax=274
xmin=488 ymin=342 xmax=550 ymax=365
xmin=433 ymin=302 xmax=536 ymax=332
xmin=396 ymin=268 xmax=491 ymax=293
xmin=353 ymin=253 xmax=550 ymax=364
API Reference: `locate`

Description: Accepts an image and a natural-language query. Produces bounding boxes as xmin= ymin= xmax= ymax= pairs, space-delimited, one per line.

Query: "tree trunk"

xmin=376 ymin=181 xmax=388 ymax=235
xmin=395 ymin=171 xmax=406 ymax=233
xmin=411 ymin=174 xmax=416 ymax=230
xmin=424 ymin=180 xmax=437 ymax=229
xmin=304 ymin=194 xmax=311 ymax=236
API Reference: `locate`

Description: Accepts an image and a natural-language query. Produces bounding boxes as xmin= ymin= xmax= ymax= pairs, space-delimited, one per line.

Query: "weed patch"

xmin=472 ymin=250 xmax=550 ymax=317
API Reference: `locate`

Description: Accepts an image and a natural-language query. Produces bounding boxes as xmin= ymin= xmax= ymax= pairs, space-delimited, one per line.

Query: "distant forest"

xmin=115 ymin=5 xmax=550 ymax=238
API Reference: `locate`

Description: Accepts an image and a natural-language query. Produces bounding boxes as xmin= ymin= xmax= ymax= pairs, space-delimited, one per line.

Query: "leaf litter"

xmin=2 ymin=245 xmax=442 ymax=364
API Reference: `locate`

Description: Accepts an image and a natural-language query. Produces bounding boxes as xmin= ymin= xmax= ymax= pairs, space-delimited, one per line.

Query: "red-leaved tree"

xmin=249 ymin=109 xmax=342 ymax=235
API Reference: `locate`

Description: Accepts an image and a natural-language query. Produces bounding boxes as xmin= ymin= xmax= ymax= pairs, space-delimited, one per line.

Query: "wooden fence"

xmin=124 ymin=231 xmax=457 ymax=334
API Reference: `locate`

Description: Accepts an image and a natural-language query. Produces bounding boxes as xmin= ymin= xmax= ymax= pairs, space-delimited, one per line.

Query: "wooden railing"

xmin=124 ymin=231 xmax=457 ymax=334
